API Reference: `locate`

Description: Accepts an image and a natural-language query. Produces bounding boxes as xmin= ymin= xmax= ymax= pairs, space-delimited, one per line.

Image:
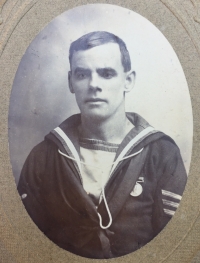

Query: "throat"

xmin=79 ymin=115 xmax=134 ymax=144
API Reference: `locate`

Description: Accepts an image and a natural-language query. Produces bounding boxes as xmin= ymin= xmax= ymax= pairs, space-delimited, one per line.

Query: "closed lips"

xmin=85 ymin=98 xmax=106 ymax=102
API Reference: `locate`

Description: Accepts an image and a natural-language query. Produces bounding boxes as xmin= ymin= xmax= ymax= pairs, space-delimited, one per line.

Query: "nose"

xmin=89 ymin=73 xmax=101 ymax=91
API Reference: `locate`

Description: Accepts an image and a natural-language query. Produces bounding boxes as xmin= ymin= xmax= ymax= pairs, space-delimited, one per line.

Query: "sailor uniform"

xmin=17 ymin=113 xmax=187 ymax=259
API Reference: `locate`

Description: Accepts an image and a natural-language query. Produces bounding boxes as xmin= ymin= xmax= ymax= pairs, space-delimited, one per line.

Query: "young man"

xmin=18 ymin=31 xmax=187 ymax=259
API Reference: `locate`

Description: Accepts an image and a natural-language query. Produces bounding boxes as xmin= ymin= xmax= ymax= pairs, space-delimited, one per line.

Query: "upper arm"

xmin=17 ymin=141 xmax=52 ymax=232
xmin=151 ymin=139 xmax=187 ymax=235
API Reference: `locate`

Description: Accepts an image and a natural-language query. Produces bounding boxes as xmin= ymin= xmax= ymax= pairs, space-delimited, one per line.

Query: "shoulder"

xmin=22 ymin=139 xmax=58 ymax=174
xmin=149 ymin=135 xmax=180 ymax=158
xmin=27 ymin=139 xmax=57 ymax=157
xmin=18 ymin=139 xmax=59 ymax=189
xmin=147 ymin=135 xmax=185 ymax=173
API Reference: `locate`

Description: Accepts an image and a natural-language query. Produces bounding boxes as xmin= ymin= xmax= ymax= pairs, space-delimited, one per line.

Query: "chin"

xmin=82 ymin=109 xmax=109 ymax=121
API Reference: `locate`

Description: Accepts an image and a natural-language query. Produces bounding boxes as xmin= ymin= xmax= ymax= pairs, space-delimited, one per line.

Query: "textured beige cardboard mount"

xmin=0 ymin=0 xmax=200 ymax=262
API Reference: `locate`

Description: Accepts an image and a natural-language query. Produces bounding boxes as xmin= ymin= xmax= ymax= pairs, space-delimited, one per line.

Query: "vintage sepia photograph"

xmin=8 ymin=4 xmax=192 ymax=259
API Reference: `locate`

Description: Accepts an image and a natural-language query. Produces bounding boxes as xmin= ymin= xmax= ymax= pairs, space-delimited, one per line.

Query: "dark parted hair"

xmin=69 ymin=31 xmax=131 ymax=72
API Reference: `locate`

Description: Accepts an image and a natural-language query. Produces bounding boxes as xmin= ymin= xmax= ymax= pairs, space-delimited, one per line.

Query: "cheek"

xmin=72 ymin=78 xmax=89 ymax=89
xmin=108 ymin=79 xmax=125 ymax=96
xmin=73 ymin=82 xmax=87 ymax=96
xmin=111 ymin=77 xmax=125 ymax=88
xmin=75 ymin=93 xmax=84 ymax=105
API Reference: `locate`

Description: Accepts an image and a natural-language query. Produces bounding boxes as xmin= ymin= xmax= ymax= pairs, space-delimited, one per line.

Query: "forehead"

xmin=70 ymin=43 xmax=123 ymax=70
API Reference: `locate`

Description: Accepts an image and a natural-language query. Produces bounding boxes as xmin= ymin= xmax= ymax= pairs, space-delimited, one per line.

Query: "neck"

xmin=79 ymin=111 xmax=134 ymax=144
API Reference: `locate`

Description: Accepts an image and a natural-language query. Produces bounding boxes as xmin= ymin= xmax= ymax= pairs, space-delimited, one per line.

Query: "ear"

xmin=68 ymin=71 xmax=74 ymax=93
xmin=124 ymin=71 xmax=136 ymax=93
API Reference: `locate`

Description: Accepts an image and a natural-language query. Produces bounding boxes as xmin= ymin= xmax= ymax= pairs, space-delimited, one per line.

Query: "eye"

xmin=102 ymin=72 xmax=113 ymax=79
xmin=74 ymin=69 xmax=90 ymax=80
xmin=76 ymin=73 xmax=86 ymax=80
xmin=98 ymin=69 xmax=117 ymax=79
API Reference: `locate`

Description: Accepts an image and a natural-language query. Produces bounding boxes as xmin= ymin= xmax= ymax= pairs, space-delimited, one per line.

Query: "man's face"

xmin=68 ymin=43 xmax=134 ymax=121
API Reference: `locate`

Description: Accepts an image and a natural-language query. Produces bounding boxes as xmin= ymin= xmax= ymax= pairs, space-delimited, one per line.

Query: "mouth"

xmin=85 ymin=98 xmax=106 ymax=103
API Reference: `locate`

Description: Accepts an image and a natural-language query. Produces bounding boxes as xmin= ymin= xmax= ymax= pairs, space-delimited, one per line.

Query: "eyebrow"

xmin=97 ymin=67 xmax=117 ymax=73
xmin=74 ymin=67 xmax=90 ymax=74
xmin=74 ymin=67 xmax=117 ymax=72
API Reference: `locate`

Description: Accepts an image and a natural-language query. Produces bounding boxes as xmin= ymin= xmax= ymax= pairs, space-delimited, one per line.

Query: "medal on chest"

xmin=130 ymin=177 xmax=144 ymax=197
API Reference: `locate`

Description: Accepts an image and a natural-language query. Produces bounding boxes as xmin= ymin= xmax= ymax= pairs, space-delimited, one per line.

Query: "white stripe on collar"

xmin=54 ymin=127 xmax=82 ymax=174
xmin=109 ymin=126 xmax=155 ymax=175
xmin=54 ymin=126 xmax=155 ymax=177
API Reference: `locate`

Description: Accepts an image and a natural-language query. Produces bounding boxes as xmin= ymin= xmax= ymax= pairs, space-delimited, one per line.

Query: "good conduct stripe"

xmin=164 ymin=208 xmax=175 ymax=216
xmin=162 ymin=190 xmax=182 ymax=201
xmin=162 ymin=199 xmax=179 ymax=208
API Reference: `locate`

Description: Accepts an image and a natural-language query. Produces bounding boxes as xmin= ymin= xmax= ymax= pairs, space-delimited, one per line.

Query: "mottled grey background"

xmin=8 ymin=4 xmax=193 ymax=185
